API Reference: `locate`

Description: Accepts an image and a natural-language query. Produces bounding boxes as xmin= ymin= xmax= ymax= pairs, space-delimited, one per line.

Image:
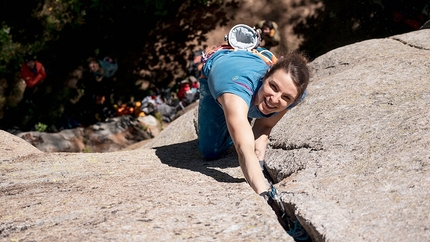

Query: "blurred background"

xmin=0 ymin=0 xmax=428 ymax=133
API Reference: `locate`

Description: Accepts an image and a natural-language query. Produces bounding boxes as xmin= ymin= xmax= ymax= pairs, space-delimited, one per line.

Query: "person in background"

xmin=80 ymin=57 xmax=119 ymax=124
xmin=87 ymin=57 xmax=118 ymax=82
xmin=255 ymin=20 xmax=281 ymax=50
xmin=20 ymin=53 xmax=47 ymax=93
xmin=188 ymin=49 xmax=204 ymax=80
xmin=177 ymin=79 xmax=191 ymax=103
xmin=17 ymin=53 xmax=49 ymax=130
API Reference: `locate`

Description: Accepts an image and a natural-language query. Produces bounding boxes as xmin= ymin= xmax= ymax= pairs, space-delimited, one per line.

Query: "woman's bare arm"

xmin=217 ymin=93 xmax=268 ymax=194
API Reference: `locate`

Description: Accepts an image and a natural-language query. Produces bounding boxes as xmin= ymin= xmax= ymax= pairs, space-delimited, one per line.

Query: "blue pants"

xmin=197 ymin=76 xmax=233 ymax=160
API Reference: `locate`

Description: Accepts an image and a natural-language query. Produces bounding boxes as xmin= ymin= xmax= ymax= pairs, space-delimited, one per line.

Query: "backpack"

xmin=201 ymin=24 xmax=278 ymax=67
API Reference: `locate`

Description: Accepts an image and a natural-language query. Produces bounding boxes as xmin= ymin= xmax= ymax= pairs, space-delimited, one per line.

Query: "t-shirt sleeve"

xmin=207 ymin=51 xmax=268 ymax=107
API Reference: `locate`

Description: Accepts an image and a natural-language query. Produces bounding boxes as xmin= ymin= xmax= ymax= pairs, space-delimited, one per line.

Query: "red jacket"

xmin=20 ymin=61 xmax=47 ymax=88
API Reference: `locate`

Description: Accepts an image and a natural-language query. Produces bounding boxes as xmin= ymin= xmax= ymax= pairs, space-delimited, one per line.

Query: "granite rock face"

xmin=0 ymin=128 xmax=290 ymax=241
xmin=1 ymin=30 xmax=429 ymax=241
xmin=0 ymin=115 xmax=290 ymax=240
xmin=143 ymin=29 xmax=430 ymax=241
xmin=263 ymin=29 xmax=430 ymax=241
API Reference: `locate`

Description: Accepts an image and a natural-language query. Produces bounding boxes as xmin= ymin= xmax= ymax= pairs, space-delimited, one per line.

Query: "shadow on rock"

xmin=154 ymin=140 xmax=245 ymax=184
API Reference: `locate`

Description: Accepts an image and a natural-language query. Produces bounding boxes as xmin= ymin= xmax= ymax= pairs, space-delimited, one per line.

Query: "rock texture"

xmin=139 ymin=29 xmax=430 ymax=241
xmin=263 ymin=29 xmax=430 ymax=241
xmin=1 ymin=30 xmax=430 ymax=241
xmin=0 ymin=129 xmax=289 ymax=241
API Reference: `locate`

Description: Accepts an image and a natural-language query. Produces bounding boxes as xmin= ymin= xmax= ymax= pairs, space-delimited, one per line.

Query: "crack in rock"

xmin=324 ymin=62 xmax=350 ymax=69
xmin=264 ymin=141 xmax=326 ymax=241
xmin=269 ymin=141 xmax=323 ymax=152
xmin=391 ymin=37 xmax=430 ymax=50
xmin=263 ymin=141 xmax=323 ymax=184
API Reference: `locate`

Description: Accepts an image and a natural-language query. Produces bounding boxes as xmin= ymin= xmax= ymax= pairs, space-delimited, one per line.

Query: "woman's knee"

xmin=198 ymin=142 xmax=221 ymax=160
xmin=198 ymin=137 xmax=233 ymax=160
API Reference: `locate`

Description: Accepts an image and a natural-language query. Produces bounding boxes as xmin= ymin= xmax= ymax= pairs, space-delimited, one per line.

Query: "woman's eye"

xmin=270 ymin=84 xmax=277 ymax=91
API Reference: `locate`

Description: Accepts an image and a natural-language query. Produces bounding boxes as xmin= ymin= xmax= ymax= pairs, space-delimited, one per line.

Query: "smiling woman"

xmin=197 ymin=47 xmax=309 ymax=191
xmin=196 ymin=45 xmax=310 ymax=238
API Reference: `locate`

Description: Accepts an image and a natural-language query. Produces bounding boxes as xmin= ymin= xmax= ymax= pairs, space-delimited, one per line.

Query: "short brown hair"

xmin=264 ymin=51 xmax=310 ymax=105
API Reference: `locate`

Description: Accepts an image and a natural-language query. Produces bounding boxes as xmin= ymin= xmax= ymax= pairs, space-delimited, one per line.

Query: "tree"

xmin=0 ymin=0 xmax=230 ymax=131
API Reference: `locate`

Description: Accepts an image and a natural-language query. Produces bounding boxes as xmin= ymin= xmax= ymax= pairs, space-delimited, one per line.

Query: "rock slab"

xmin=0 ymin=127 xmax=290 ymax=241
xmin=263 ymin=29 xmax=430 ymax=241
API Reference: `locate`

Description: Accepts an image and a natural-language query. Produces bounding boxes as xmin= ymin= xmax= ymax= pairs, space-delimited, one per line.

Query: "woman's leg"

xmin=197 ymin=76 xmax=233 ymax=160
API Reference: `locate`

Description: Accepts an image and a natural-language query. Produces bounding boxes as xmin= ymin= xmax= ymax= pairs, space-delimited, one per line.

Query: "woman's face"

xmin=254 ymin=69 xmax=298 ymax=115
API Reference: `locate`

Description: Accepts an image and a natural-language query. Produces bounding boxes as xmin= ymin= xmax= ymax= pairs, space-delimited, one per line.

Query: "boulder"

xmin=0 ymin=130 xmax=42 ymax=160
xmin=17 ymin=115 xmax=153 ymax=153
xmin=18 ymin=128 xmax=85 ymax=152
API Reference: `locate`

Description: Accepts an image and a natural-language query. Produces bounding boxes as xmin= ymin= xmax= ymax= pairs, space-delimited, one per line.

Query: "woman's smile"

xmin=264 ymin=98 xmax=276 ymax=109
xmin=255 ymin=69 xmax=298 ymax=115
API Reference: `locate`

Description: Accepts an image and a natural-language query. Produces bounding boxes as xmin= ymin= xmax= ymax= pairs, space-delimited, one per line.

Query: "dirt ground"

xmin=206 ymin=0 xmax=319 ymax=54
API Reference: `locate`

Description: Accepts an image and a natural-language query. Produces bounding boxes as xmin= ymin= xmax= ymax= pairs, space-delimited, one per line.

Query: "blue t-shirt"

xmin=202 ymin=49 xmax=305 ymax=119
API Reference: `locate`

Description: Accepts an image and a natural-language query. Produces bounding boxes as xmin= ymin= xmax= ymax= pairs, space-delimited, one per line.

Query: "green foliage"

xmin=154 ymin=112 xmax=164 ymax=131
xmin=0 ymin=22 xmax=23 ymax=77
xmin=82 ymin=146 xmax=92 ymax=153
xmin=35 ymin=122 xmax=48 ymax=132
xmin=0 ymin=0 xmax=225 ymax=132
